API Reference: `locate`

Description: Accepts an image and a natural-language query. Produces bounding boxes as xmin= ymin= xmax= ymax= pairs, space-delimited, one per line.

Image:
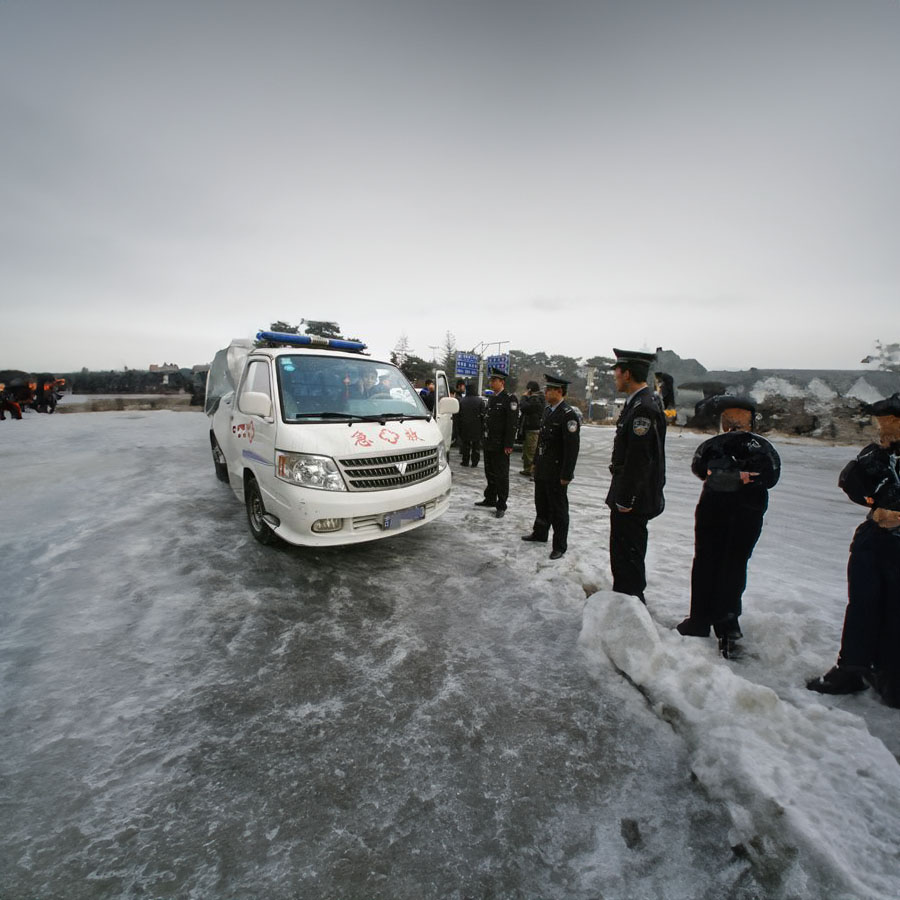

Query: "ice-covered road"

xmin=1 ymin=410 xmax=897 ymax=899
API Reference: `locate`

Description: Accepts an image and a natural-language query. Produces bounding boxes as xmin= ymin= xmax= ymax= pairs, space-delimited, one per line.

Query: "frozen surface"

xmin=1 ymin=411 xmax=898 ymax=899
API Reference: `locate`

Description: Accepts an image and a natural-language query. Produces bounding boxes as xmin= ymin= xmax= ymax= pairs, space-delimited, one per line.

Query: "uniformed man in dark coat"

xmin=521 ymin=374 xmax=580 ymax=559
xmin=676 ymin=395 xmax=781 ymax=658
xmin=474 ymin=368 xmax=518 ymax=518
xmin=807 ymin=393 xmax=900 ymax=707
xmin=457 ymin=382 xmax=485 ymax=468
xmin=606 ymin=349 xmax=666 ymax=602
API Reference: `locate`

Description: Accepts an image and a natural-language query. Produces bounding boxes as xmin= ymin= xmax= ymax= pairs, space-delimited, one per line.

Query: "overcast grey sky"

xmin=1 ymin=0 xmax=898 ymax=373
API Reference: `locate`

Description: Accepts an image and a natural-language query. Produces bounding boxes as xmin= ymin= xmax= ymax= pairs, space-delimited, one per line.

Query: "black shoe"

xmin=549 ymin=549 xmax=565 ymax=560
xmin=494 ymin=509 xmax=506 ymax=518
xmin=806 ymin=665 xmax=868 ymax=695
xmin=521 ymin=533 xmax=547 ymax=542
xmin=460 ymin=461 xmax=469 ymax=467
xmin=474 ymin=500 xmax=496 ymax=508
xmin=718 ymin=634 xmax=743 ymax=660
xmin=676 ymin=618 xmax=711 ymax=638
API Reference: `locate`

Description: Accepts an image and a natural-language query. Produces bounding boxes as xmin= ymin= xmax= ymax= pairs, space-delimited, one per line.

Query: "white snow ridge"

xmin=579 ymin=592 xmax=900 ymax=900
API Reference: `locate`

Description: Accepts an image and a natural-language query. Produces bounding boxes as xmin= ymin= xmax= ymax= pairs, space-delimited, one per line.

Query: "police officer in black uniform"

xmin=474 ymin=368 xmax=518 ymax=518
xmin=521 ymin=374 xmax=580 ymax=559
xmin=676 ymin=395 xmax=781 ymax=658
xmin=807 ymin=393 xmax=900 ymax=707
xmin=606 ymin=349 xmax=666 ymax=602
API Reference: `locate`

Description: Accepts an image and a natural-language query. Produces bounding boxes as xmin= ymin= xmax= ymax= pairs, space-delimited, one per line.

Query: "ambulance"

xmin=205 ymin=331 xmax=459 ymax=546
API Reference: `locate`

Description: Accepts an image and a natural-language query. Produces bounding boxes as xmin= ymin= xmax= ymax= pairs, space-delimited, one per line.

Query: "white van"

xmin=205 ymin=332 xmax=459 ymax=546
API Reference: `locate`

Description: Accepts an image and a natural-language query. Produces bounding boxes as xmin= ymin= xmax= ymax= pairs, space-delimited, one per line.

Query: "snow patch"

xmin=749 ymin=377 xmax=807 ymax=401
xmin=845 ymin=377 xmax=885 ymax=405
xmin=579 ymin=591 xmax=900 ymax=900
xmin=805 ymin=377 xmax=838 ymax=404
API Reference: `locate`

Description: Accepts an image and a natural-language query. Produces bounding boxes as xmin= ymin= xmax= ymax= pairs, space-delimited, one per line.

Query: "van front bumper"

xmin=259 ymin=468 xmax=453 ymax=546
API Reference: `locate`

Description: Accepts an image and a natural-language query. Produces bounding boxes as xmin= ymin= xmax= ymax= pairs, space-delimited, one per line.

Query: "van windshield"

xmin=275 ymin=355 xmax=429 ymax=423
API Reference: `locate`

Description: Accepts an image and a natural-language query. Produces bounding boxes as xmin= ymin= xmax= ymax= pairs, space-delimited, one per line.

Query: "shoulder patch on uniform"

xmin=510 ymin=401 xmax=518 ymax=411
xmin=632 ymin=416 xmax=651 ymax=436
xmin=567 ymin=419 xmax=579 ymax=433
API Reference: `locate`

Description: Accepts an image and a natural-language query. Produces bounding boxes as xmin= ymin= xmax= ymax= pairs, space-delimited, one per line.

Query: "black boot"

xmin=676 ymin=617 xmax=710 ymax=637
xmin=806 ymin=665 xmax=868 ymax=695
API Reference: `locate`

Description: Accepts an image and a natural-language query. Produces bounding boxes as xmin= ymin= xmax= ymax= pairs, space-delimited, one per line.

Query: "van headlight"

xmin=276 ymin=452 xmax=347 ymax=491
xmin=437 ymin=443 xmax=448 ymax=472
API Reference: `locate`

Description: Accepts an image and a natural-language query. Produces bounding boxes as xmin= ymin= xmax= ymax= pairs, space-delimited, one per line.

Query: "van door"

xmin=234 ymin=358 xmax=277 ymax=495
xmin=433 ymin=369 xmax=458 ymax=450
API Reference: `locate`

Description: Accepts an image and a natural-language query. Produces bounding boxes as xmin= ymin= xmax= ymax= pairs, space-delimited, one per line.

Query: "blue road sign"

xmin=486 ymin=353 xmax=510 ymax=375
xmin=455 ymin=352 xmax=479 ymax=377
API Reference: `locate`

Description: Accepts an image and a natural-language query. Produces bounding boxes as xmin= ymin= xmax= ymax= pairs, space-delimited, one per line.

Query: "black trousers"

xmin=459 ymin=437 xmax=480 ymax=467
xmin=689 ymin=493 xmax=765 ymax=636
xmin=609 ymin=509 xmax=649 ymax=602
xmin=532 ymin=478 xmax=569 ymax=552
xmin=483 ymin=448 xmax=510 ymax=510
xmin=838 ymin=520 xmax=900 ymax=699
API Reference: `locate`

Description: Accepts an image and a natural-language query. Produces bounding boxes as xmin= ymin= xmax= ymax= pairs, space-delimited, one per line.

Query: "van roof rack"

xmin=256 ymin=331 xmax=368 ymax=353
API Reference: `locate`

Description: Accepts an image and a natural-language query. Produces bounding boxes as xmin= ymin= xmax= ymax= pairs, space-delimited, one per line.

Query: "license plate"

xmin=383 ymin=505 xmax=425 ymax=529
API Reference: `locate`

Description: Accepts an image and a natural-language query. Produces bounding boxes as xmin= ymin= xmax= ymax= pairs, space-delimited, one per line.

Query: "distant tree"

xmin=391 ymin=333 xmax=411 ymax=368
xmin=861 ymin=340 xmax=900 ymax=373
xmin=396 ymin=353 xmax=432 ymax=386
xmin=303 ymin=320 xmax=342 ymax=339
xmin=269 ymin=321 xmax=299 ymax=334
xmin=439 ymin=331 xmax=456 ymax=374
xmin=586 ymin=354 xmax=615 ymax=370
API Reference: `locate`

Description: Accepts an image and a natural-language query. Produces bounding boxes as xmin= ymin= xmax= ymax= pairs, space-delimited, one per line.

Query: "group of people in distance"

xmin=457 ymin=348 xmax=900 ymax=710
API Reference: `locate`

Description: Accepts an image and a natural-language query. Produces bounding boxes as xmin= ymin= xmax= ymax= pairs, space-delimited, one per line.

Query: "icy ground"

xmin=1 ymin=410 xmax=898 ymax=899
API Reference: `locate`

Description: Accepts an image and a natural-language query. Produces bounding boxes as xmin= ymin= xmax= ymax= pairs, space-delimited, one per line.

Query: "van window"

xmin=238 ymin=360 xmax=272 ymax=413
xmin=436 ymin=373 xmax=450 ymax=405
xmin=276 ymin=355 xmax=429 ymax=422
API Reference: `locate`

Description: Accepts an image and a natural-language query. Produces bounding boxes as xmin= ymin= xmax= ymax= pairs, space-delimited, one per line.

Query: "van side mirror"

xmin=438 ymin=396 xmax=459 ymax=416
xmin=240 ymin=391 xmax=272 ymax=418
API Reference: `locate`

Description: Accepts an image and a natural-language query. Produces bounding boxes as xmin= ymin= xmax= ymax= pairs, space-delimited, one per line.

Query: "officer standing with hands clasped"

xmin=807 ymin=393 xmax=900 ymax=707
xmin=676 ymin=395 xmax=781 ymax=659
xmin=606 ymin=348 xmax=666 ymax=603
xmin=474 ymin=368 xmax=518 ymax=519
xmin=522 ymin=374 xmax=580 ymax=559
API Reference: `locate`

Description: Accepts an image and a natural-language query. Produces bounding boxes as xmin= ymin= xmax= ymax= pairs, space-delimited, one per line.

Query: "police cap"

xmin=488 ymin=367 xmax=507 ymax=380
xmin=543 ymin=373 xmax=570 ymax=389
xmin=610 ymin=348 xmax=656 ymax=380
xmin=864 ymin=392 xmax=900 ymax=417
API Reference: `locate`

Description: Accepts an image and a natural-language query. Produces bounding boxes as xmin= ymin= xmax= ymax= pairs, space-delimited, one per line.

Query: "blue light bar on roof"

xmin=256 ymin=331 xmax=368 ymax=352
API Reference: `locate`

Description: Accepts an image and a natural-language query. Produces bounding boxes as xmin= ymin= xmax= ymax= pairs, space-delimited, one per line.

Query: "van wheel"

xmin=210 ymin=432 xmax=229 ymax=482
xmin=245 ymin=475 xmax=278 ymax=545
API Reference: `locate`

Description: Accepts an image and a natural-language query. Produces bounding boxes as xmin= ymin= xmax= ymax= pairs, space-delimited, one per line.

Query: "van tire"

xmin=210 ymin=432 xmax=229 ymax=483
xmin=245 ymin=475 xmax=278 ymax=545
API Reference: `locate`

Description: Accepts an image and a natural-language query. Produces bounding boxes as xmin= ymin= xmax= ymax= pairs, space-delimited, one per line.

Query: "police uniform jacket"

xmin=606 ymin=386 xmax=666 ymax=518
xmin=483 ymin=390 xmax=518 ymax=451
xmin=534 ymin=401 xmax=580 ymax=482
xmin=691 ymin=430 xmax=781 ymax=511
xmin=839 ymin=441 xmax=900 ymax=528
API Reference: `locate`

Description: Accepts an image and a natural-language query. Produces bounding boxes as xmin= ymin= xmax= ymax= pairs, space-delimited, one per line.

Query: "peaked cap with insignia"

xmin=610 ymin=348 xmax=656 ymax=381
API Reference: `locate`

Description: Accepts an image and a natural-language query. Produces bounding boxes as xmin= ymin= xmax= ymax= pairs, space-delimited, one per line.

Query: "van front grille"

xmin=338 ymin=447 xmax=439 ymax=491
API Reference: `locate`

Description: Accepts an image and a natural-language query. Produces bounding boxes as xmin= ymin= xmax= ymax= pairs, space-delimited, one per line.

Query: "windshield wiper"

xmin=289 ymin=412 xmax=360 ymax=420
xmin=287 ymin=411 xmax=430 ymax=425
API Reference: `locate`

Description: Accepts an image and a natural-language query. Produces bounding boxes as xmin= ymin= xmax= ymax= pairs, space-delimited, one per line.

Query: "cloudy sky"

xmin=2 ymin=0 xmax=898 ymax=374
